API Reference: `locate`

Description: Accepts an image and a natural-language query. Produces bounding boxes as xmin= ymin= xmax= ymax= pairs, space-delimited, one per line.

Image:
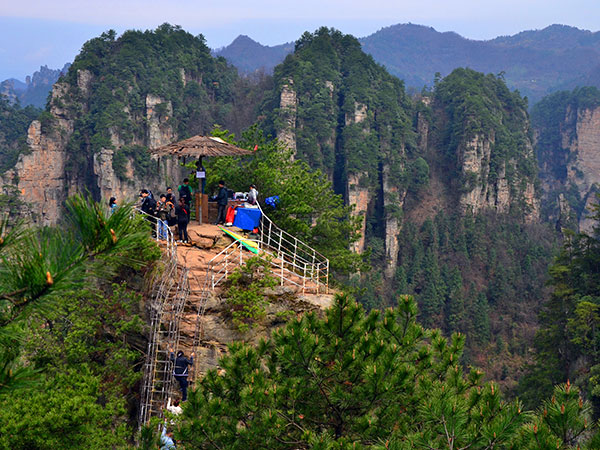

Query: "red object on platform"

xmin=225 ymin=206 xmax=236 ymax=224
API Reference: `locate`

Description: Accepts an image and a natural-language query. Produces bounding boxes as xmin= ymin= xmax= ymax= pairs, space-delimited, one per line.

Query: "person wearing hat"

xmin=169 ymin=347 xmax=194 ymax=401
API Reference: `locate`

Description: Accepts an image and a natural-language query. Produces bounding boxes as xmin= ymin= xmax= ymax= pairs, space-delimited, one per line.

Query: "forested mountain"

xmin=0 ymin=24 xmax=270 ymax=224
xmin=214 ymin=35 xmax=293 ymax=75
xmin=3 ymin=24 xmax=600 ymax=445
xmin=216 ymin=24 xmax=600 ymax=105
xmin=257 ymin=29 xmax=554 ymax=389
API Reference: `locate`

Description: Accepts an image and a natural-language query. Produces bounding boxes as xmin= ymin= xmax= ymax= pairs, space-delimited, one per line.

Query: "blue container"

xmin=233 ymin=207 xmax=262 ymax=231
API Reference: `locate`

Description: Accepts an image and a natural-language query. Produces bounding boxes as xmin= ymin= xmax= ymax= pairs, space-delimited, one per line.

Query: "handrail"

xmin=134 ymin=207 xmax=177 ymax=262
xmin=256 ymin=205 xmax=329 ymax=293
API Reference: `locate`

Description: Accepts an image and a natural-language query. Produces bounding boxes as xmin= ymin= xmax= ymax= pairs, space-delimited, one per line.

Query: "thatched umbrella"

xmin=151 ymin=135 xmax=253 ymax=224
xmin=151 ymin=135 xmax=253 ymax=158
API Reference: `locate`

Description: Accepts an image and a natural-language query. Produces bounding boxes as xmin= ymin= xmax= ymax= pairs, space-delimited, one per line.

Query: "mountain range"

xmin=215 ymin=23 xmax=600 ymax=104
xmin=0 ymin=64 xmax=69 ymax=108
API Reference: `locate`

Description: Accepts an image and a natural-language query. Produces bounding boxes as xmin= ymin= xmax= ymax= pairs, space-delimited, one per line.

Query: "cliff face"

xmin=2 ymin=82 xmax=75 ymax=224
xmin=1 ymin=26 xmax=245 ymax=224
xmin=2 ymin=71 xmax=183 ymax=225
xmin=534 ymin=88 xmax=600 ymax=232
xmin=268 ymin=29 xmax=413 ymax=264
xmin=457 ymin=133 xmax=539 ymax=221
xmin=563 ymin=107 xmax=600 ymax=231
xmin=430 ymin=68 xmax=539 ymax=223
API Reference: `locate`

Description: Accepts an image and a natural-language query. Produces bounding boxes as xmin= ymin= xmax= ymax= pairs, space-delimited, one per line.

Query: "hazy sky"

xmin=1 ymin=0 xmax=599 ymax=81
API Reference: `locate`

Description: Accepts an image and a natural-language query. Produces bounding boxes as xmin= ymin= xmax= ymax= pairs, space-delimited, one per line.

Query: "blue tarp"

xmin=233 ymin=207 xmax=262 ymax=231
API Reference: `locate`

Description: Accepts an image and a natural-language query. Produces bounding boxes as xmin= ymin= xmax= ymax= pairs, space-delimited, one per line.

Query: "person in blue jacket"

xmin=169 ymin=348 xmax=194 ymax=401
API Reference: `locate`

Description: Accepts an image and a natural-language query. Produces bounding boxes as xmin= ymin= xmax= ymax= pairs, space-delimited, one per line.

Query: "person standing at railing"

xmin=247 ymin=184 xmax=259 ymax=206
xmin=169 ymin=348 xmax=194 ymax=401
xmin=175 ymin=198 xmax=190 ymax=243
xmin=156 ymin=195 xmax=171 ymax=241
xmin=140 ymin=189 xmax=157 ymax=236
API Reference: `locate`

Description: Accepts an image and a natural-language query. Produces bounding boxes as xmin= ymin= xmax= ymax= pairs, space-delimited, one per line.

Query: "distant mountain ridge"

xmin=216 ymin=24 xmax=600 ymax=104
xmin=0 ymin=64 xmax=70 ymax=108
xmin=214 ymin=35 xmax=293 ymax=74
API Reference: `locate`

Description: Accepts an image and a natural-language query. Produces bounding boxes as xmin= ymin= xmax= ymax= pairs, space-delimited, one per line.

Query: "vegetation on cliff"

xmin=204 ymin=125 xmax=363 ymax=274
xmin=262 ymin=27 xmax=415 ymax=195
xmin=0 ymin=197 xmax=160 ymax=447
xmin=532 ymin=86 xmax=600 ymax=222
xmin=433 ymin=68 xmax=538 ymax=209
xmin=520 ymin=196 xmax=600 ymax=413
xmin=0 ymin=96 xmax=41 ymax=173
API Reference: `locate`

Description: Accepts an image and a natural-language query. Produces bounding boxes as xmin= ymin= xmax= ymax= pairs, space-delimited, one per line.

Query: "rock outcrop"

xmin=537 ymin=102 xmax=600 ymax=232
xmin=564 ymin=107 xmax=600 ymax=232
xmin=2 ymin=71 xmax=183 ymax=224
xmin=277 ymin=80 xmax=297 ymax=155
xmin=457 ymin=133 xmax=539 ymax=221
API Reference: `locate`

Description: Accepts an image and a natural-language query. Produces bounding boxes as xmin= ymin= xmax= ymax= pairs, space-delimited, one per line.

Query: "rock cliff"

xmin=563 ymin=107 xmax=600 ymax=231
xmin=534 ymin=89 xmax=600 ymax=232
xmin=1 ymin=71 xmax=183 ymax=225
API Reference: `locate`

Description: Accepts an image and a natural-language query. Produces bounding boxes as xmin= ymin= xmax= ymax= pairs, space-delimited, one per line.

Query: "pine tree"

xmin=0 ymin=195 xmax=157 ymax=396
xmin=175 ymin=294 xmax=600 ymax=449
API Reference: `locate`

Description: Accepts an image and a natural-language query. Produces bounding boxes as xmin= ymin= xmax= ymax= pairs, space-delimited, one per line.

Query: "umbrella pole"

xmin=195 ymin=192 xmax=201 ymax=224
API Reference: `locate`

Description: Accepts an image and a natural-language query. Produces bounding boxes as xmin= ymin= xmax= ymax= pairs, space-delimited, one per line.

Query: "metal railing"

xmin=257 ymin=206 xmax=329 ymax=293
xmin=137 ymin=207 xmax=190 ymax=427
xmin=137 ymin=204 xmax=329 ymax=427
xmin=134 ymin=207 xmax=177 ymax=262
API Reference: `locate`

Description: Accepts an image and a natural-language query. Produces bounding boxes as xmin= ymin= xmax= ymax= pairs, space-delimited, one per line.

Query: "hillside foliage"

xmin=0 ymin=96 xmax=41 ymax=173
xmin=0 ymin=196 xmax=160 ymax=447
xmin=174 ymin=294 xmax=600 ymax=449
xmin=520 ymin=196 xmax=600 ymax=413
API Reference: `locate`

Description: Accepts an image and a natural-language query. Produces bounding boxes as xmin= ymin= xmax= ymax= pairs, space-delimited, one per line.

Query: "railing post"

xmin=280 ymin=253 xmax=284 ymax=286
xmin=293 ymin=237 xmax=297 ymax=269
xmin=326 ymin=260 xmax=329 ymax=294
xmin=303 ymin=262 xmax=306 ymax=294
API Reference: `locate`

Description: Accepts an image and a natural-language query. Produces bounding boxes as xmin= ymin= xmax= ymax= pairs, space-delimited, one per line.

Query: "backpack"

xmin=179 ymin=184 xmax=191 ymax=202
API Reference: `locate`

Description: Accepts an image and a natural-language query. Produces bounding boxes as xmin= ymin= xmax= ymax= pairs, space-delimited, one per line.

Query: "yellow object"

xmin=218 ymin=226 xmax=259 ymax=254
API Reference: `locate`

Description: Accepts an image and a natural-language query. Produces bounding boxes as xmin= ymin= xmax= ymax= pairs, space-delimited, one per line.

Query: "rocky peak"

xmin=534 ymin=88 xmax=600 ymax=232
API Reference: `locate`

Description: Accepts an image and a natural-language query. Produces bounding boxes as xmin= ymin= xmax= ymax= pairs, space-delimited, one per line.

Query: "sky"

xmin=1 ymin=0 xmax=599 ymax=81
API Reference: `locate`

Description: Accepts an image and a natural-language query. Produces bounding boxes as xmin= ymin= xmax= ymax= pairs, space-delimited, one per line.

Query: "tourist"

xmin=169 ymin=348 xmax=194 ymax=401
xmin=160 ymin=425 xmax=176 ymax=450
xmin=156 ymin=195 xmax=170 ymax=240
xmin=178 ymin=178 xmax=193 ymax=208
xmin=175 ymin=198 xmax=189 ymax=243
xmin=248 ymin=184 xmax=259 ymax=206
xmin=214 ymin=180 xmax=228 ymax=225
xmin=165 ymin=186 xmax=176 ymax=205
xmin=167 ymin=398 xmax=183 ymax=416
xmin=108 ymin=197 xmax=117 ymax=214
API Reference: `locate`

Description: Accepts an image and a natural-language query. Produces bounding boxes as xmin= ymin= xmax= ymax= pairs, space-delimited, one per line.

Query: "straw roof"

xmin=151 ymin=135 xmax=253 ymax=158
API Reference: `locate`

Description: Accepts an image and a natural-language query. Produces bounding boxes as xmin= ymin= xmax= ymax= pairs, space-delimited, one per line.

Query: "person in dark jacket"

xmin=175 ymin=198 xmax=189 ymax=243
xmin=169 ymin=348 xmax=194 ymax=401
xmin=140 ymin=189 xmax=157 ymax=236
xmin=140 ymin=189 xmax=156 ymax=215
xmin=178 ymin=178 xmax=193 ymax=208
xmin=214 ymin=180 xmax=228 ymax=225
